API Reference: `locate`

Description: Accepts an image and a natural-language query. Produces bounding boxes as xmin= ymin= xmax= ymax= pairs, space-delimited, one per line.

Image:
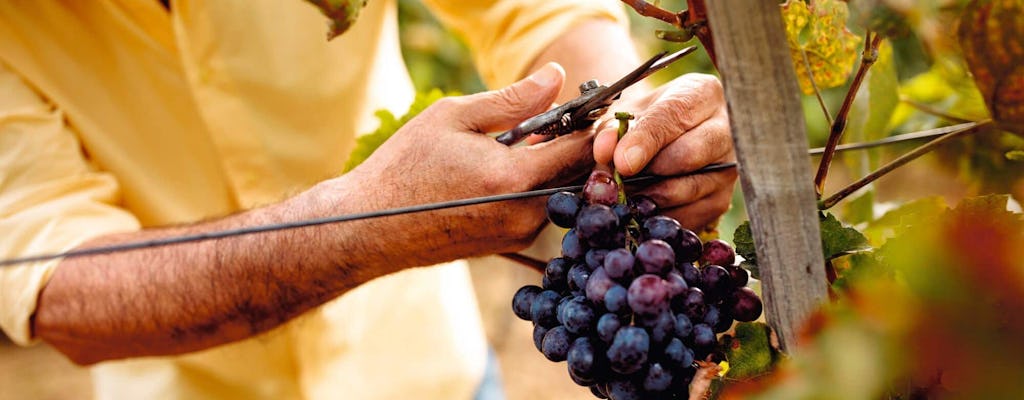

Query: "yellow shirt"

xmin=0 ymin=0 xmax=626 ymax=398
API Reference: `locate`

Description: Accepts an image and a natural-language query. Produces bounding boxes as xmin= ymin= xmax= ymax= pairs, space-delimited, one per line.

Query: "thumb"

xmin=457 ymin=63 xmax=565 ymax=133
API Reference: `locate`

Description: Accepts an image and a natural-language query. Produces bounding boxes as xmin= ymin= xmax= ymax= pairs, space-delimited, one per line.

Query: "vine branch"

xmin=813 ymin=32 xmax=885 ymax=197
xmin=801 ymin=48 xmax=833 ymax=126
xmin=620 ymin=0 xmax=681 ymax=26
xmin=620 ymin=0 xmax=717 ymax=65
xmin=819 ymin=120 xmax=992 ymax=209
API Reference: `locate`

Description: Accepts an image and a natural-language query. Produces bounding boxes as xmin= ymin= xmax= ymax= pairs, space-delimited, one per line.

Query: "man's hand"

xmin=340 ymin=63 xmax=595 ymax=266
xmin=34 ymin=63 xmax=595 ymax=365
xmin=593 ymin=73 xmax=736 ymax=230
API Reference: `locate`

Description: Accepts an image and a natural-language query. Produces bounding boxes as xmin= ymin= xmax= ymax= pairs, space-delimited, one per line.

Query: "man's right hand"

xmin=34 ymin=63 xmax=595 ymax=365
xmin=327 ymin=63 xmax=595 ymax=269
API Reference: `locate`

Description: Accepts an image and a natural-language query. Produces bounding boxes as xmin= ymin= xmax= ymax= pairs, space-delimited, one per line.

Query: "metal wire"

xmin=809 ymin=122 xmax=977 ymax=155
xmin=0 ymin=163 xmax=737 ymax=267
xmin=0 ymin=123 xmax=980 ymax=268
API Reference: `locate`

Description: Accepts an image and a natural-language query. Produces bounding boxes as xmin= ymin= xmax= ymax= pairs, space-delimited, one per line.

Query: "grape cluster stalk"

xmin=511 ymin=170 xmax=762 ymax=399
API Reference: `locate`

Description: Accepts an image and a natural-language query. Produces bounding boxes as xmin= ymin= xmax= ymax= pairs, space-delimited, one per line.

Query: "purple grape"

xmin=590 ymin=385 xmax=608 ymax=399
xmin=606 ymin=379 xmax=642 ymax=400
xmin=568 ymin=264 xmax=590 ymax=292
xmin=674 ymin=313 xmax=694 ymax=340
xmin=701 ymin=239 xmax=736 ymax=267
xmin=530 ymin=290 xmax=562 ymax=328
xmin=586 ymin=267 xmax=616 ymax=305
xmin=628 ymin=195 xmax=658 ymax=220
xmin=678 ymin=287 xmax=707 ymax=321
xmin=546 ymin=191 xmax=582 ymax=228
xmin=561 ymin=229 xmax=588 ymax=260
xmin=643 ymin=362 xmax=673 ymax=392
xmin=641 ymin=216 xmax=682 ymax=242
xmin=703 ymin=305 xmax=721 ymax=328
xmin=542 ymin=326 xmax=573 ymax=361
xmin=643 ymin=216 xmax=703 ymax=263
xmin=556 ymin=295 xmax=573 ymax=325
xmin=568 ymin=336 xmax=604 ymax=382
xmin=603 ymin=284 xmax=630 ymax=315
xmin=512 ymin=285 xmax=542 ymax=321
xmin=635 ymin=239 xmax=675 ymax=276
xmin=596 ymin=313 xmax=623 ymax=343
xmin=663 ymin=337 xmax=695 ymax=368
xmin=730 ymin=286 xmax=763 ymax=322
xmin=568 ymin=368 xmax=595 ymax=387
xmin=692 ymin=323 xmax=716 ymax=348
xmin=627 ymin=274 xmax=670 ymax=318
xmin=544 ymin=257 xmax=572 ymax=292
xmin=563 ymin=297 xmax=597 ymax=335
xmin=585 ymin=249 xmax=610 ymax=270
xmin=603 ymin=248 xmax=636 ymax=281
xmin=607 ymin=326 xmax=649 ymax=375
xmin=644 ymin=310 xmax=676 ymax=345
xmin=675 ymin=228 xmax=704 ymax=263
xmin=576 ymin=204 xmax=620 ymax=248
xmin=700 ymin=265 xmax=732 ymax=301
xmin=713 ymin=311 xmax=734 ymax=333
xmin=726 ymin=264 xmax=750 ymax=288
xmin=533 ymin=324 xmax=549 ymax=352
xmin=679 ymin=262 xmax=702 ymax=287
xmin=665 ymin=272 xmax=689 ymax=298
xmin=611 ymin=203 xmax=632 ymax=223
xmin=583 ymin=170 xmax=619 ymax=206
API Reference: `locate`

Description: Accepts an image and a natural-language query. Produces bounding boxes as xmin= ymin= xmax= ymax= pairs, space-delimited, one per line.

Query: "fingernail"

xmin=529 ymin=62 xmax=563 ymax=88
xmin=624 ymin=146 xmax=646 ymax=173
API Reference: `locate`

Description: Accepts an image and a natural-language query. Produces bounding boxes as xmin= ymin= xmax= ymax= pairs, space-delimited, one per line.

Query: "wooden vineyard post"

xmin=703 ymin=1 xmax=828 ymax=352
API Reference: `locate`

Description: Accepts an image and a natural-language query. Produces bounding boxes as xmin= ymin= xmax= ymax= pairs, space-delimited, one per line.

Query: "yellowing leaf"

xmin=723 ymin=322 xmax=779 ymax=380
xmin=781 ymin=0 xmax=863 ymax=94
xmin=959 ymin=0 xmax=1024 ymax=134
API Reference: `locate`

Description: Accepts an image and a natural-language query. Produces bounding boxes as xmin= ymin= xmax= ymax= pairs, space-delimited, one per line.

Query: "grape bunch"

xmin=511 ymin=171 xmax=763 ymax=399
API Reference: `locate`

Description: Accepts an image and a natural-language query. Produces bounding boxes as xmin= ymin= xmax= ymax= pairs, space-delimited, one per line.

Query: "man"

xmin=0 ymin=0 xmax=735 ymax=398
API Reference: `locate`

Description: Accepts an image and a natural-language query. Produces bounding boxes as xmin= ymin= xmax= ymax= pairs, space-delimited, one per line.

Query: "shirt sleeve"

xmin=421 ymin=0 xmax=628 ymax=88
xmin=0 ymin=61 xmax=140 ymax=346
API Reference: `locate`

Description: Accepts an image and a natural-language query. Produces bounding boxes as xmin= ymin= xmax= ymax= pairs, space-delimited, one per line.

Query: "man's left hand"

xmin=592 ymin=73 xmax=736 ymax=231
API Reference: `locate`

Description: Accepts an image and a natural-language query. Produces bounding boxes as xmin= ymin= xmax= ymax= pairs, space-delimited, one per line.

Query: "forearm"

xmin=33 ymin=174 xmax=412 ymax=365
xmin=528 ymin=19 xmax=650 ymax=104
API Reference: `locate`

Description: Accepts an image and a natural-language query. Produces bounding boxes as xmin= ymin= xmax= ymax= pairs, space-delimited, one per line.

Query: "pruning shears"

xmin=496 ymin=46 xmax=698 ymax=146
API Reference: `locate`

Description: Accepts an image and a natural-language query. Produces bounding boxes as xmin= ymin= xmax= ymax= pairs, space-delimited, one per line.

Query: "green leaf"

xmin=342 ymin=88 xmax=450 ymax=172
xmin=723 ymin=322 xmax=779 ymax=380
xmin=781 ymin=0 xmax=863 ymax=95
xmin=820 ymin=212 xmax=870 ymax=261
xmin=862 ymin=196 xmax=947 ymax=246
xmin=740 ymin=260 xmax=760 ymax=282
xmin=841 ymin=191 xmax=875 ymax=226
xmin=830 ymin=251 xmax=885 ymax=291
xmin=1008 ymin=150 xmax=1024 ymax=161
xmin=734 ymin=213 xmax=869 ymax=278
xmin=733 ymin=221 xmax=757 ymax=266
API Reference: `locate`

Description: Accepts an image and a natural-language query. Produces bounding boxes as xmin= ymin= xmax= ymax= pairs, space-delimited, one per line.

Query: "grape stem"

xmin=812 ymin=32 xmax=884 ymax=198
xmin=613 ymin=112 xmax=635 ymax=205
xmin=614 ymin=112 xmax=640 ymax=250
